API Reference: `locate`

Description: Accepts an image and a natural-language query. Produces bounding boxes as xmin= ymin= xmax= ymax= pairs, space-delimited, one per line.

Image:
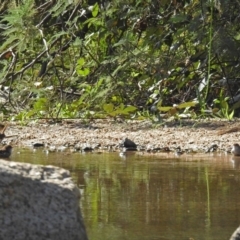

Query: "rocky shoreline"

xmin=2 ymin=119 xmax=240 ymax=155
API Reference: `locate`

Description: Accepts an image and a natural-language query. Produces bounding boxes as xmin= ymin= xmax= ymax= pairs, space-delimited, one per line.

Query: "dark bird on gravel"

xmin=0 ymin=145 xmax=12 ymax=158
xmin=231 ymin=143 xmax=240 ymax=156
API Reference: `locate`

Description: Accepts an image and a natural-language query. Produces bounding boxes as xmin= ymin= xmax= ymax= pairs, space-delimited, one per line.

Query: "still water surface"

xmin=12 ymin=148 xmax=240 ymax=240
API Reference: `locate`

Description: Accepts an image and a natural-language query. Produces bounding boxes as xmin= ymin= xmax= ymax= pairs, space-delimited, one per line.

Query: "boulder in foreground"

xmin=0 ymin=159 xmax=88 ymax=240
xmin=230 ymin=226 xmax=240 ymax=240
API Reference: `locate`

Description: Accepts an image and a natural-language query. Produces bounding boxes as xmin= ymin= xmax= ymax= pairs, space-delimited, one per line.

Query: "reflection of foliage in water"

xmin=77 ymin=154 xmax=239 ymax=240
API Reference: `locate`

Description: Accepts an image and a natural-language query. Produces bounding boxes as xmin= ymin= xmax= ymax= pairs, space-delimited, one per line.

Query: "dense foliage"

xmin=0 ymin=0 xmax=240 ymax=120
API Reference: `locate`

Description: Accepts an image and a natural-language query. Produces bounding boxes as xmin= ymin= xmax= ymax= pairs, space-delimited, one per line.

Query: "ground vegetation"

xmin=0 ymin=0 xmax=240 ymax=120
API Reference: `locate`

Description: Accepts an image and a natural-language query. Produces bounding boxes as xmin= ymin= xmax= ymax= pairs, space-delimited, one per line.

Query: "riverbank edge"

xmin=3 ymin=119 xmax=240 ymax=155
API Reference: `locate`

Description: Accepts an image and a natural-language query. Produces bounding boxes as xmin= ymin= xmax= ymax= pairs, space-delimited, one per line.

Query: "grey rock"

xmin=230 ymin=226 xmax=240 ymax=240
xmin=0 ymin=160 xmax=88 ymax=240
xmin=32 ymin=143 xmax=44 ymax=148
xmin=75 ymin=143 xmax=93 ymax=152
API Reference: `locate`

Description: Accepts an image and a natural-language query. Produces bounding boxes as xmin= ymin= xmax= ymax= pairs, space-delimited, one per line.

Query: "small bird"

xmin=175 ymin=146 xmax=184 ymax=156
xmin=0 ymin=145 xmax=13 ymax=158
xmin=0 ymin=124 xmax=8 ymax=142
xmin=231 ymin=143 xmax=240 ymax=156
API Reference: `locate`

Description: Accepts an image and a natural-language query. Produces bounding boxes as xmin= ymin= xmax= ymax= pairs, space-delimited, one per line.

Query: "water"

xmin=12 ymin=148 xmax=240 ymax=240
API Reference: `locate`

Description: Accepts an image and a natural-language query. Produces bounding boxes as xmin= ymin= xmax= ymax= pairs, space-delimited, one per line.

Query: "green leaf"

xmin=92 ymin=3 xmax=99 ymax=17
xmin=124 ymin=106 xmax=137 ymax=113
xmin=235 ymin=33 xmax=240 ymax=41
xmin=33 ymin=98 xmax=47 ymax=111
xmin=77 ymin=68 xmax=90 ymax=76
xmin=221 ymin=101 xmax=228 ymax=110
xmin=158 ymin=106 xmax=173 ymax=112
xmin=169 ymin=14 xmax=187 ymax=23
xmin=228 ymin=110 xmax=234 ymax=120
xmin=76 ymin=58 xmax=90 ymax=76
xmin=119 ymin=103 xmax=125 ymax=110
xmin=177 ymin=102 xmax=197 ymax=109
xmin=114 ymin=109 xmax=127 ymax=115
xmin=77 ymin=58 xmax=85 ymax=67
xmin=96 ymin=77 xmax=104 ymax=88
xmin=112 ymin=96 xmax=118 ymax=102
xmin=113 ymin=39 xmax=127 ymax=47
xmin=157 ymin=100 xmax=163 ymax=108
xmin=103 ymin=103 xmax=114 ymax=113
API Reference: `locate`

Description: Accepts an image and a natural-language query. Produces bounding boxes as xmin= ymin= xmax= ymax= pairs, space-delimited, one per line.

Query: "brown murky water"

xmin=12 ymin=148 xmax=240 ymax=240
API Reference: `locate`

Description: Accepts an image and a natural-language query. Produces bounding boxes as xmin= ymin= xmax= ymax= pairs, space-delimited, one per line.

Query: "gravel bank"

xmin=2 ymin=119 xmax=240 ymax=154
